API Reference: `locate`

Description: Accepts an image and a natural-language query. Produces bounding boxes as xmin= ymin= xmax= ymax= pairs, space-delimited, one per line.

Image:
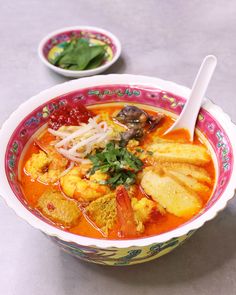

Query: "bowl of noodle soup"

xmin=0 ymin=74 xmax=236 ymax=265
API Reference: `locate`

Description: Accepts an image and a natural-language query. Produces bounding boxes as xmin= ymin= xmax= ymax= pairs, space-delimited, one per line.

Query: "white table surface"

xmin=1 ymin=1 xmax=236 ymax=294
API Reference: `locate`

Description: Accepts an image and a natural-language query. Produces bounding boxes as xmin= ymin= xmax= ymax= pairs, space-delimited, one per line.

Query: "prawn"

xmin=116 ymin=185 xmax=137 ymax=238
xmin=24 ymin=138 xmax=68 ymax=184
xmin=60 ymin=166 xmax=110 ymax=202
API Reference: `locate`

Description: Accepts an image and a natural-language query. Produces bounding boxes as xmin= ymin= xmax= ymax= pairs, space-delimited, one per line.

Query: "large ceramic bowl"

xmin=0 ymin=75 xmax=236 ymax=266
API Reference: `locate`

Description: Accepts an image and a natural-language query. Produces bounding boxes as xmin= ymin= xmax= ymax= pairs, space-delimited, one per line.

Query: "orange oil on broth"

xmin=19 ymin=104 xmax=215 ymax=239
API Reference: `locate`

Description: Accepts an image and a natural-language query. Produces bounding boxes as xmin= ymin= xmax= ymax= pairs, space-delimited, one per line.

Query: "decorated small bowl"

xmin=38 ymin=26 xmax=122 ymax=78
xmin=0 ymin=74 xmax=236 ymax=266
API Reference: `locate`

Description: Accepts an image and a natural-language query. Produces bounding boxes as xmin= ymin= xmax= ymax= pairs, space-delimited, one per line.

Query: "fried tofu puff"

xmin=60 ymin=167 xmax=110 ymax=202
xmin=37 ymin=190 xmax=81 ymax=227
xmin=24 ymin=150 xmax=68 ymax=184
xmin=131 ymin=197 xmax=157 ymax=233
xmin=86 ymin=193 xmax=116 ymax=236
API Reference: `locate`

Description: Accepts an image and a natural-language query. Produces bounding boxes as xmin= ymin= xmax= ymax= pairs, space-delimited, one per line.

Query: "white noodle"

xmin=69 ymin=133 xmax=102 ymax=153
xmin=48 ymin=128 xmax=70 ymax=138
xmin=49 ymin=115 xmax=113 ymax=164
xmin=55 ymin=124 xmax=94 ymax=148
xmin=57 ymin=148 xmax=91 ymax=163
xmin=58 ymin=148 xmax=85 ymax=158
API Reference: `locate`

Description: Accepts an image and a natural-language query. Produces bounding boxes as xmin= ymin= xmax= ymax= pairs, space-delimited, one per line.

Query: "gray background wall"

xmin=0 ymin=1 xmax=236 ymax=294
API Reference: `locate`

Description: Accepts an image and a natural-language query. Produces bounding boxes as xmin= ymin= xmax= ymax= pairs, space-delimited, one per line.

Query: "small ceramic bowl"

xmin=38 ymin=26 xmax=122 ymax=78
xmin=0 ymin=74 xmax=236 ymax=266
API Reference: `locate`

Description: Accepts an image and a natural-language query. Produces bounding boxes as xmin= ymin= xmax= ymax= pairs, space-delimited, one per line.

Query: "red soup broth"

xmin=19 ymin=104 xmax=215 ymax=239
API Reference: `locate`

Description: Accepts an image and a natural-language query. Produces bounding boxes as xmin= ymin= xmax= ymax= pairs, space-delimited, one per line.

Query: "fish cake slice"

xmin=141 ymin=168 xmax=202 ymax=218
xmin=161 ymin=162 xmax=212 ymax=184
xmin=149 ymin=142 xmax=211 ymax=166
xmin=166 ymin=170 xmax=210 ymax=194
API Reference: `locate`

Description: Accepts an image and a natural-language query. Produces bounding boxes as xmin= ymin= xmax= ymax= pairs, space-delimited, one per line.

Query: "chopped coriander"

xmin=89 ymin=142 xmax=143 ymax=189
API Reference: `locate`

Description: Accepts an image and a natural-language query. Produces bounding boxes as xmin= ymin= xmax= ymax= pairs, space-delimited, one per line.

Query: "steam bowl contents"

xmin=21 ymin=103 xmax=215 ymax=240
xmin=1 ymin=75 xmax=236 ymax=265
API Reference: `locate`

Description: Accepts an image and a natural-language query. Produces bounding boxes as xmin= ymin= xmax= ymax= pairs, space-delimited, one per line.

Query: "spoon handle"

xmin=165 ymin=55 xmax=217 ymax=141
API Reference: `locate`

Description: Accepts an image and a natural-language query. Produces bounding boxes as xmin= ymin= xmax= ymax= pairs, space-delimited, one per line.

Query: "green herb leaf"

xmin=89 ymin=142 xmax=143 ymax=189
xmin=86 ymin=52 xmax=106 ymax=70
xmin=49 ymin=38 xmax=107 ymax=71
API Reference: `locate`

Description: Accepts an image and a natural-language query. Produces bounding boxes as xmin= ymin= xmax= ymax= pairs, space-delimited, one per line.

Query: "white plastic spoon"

xmin=164 ymin=55 xmax=217 ymax=141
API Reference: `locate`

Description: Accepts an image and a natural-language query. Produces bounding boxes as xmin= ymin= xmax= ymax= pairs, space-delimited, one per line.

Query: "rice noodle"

xmin=69 ymin=133 xmax=102 ymax=153
xmin=59 ymin=148 xmax=85 ymax=158
xmin=57 ymin=148 xmax=91 ymax=163
xmin=48 ymin=128 xmax=70 ymax=138
xmin=54 ymin=124 xmax=95 ymax=148
xmin=48 ymin=115 xmax=113 ymax=164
